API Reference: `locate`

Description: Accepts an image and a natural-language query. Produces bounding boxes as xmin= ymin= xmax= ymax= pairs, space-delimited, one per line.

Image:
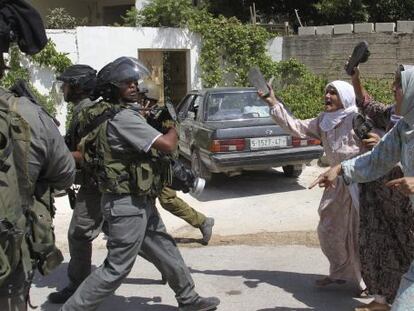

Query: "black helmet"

xmin=57 ymin=64 xmax=97 ymax=93
xmin=94 ymin=57 xmax=150 ymax=101
xmin=97 ymin=57 xmax=150 ymax=87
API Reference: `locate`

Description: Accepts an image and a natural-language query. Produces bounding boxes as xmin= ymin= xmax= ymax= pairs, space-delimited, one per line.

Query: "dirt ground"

xmin=54 ymin=162 xmax=326 ymax=252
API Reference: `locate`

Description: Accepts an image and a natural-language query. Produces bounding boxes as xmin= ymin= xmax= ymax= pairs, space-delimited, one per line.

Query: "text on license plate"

xmin=250 ymin=136 xmax=288 ymax=150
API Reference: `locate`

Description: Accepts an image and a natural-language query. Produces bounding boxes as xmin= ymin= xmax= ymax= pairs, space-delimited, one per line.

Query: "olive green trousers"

xmin=158 ymin=187 xmax=206 ymax=228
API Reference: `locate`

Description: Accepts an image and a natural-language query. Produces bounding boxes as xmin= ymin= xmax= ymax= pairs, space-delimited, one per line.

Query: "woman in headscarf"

xmin=259 ymin=80 xmax=366 ymax=292
xmin=314 ymin=67 xmax=414 ymax=310
xmin=350 ymin=65 xmax=414 ymax=311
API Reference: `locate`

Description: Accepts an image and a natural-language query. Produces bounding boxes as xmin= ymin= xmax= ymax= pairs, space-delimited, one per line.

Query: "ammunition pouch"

xmin=0 ymin=220 xmax=23 ymax=285
xmin=26 ymin=192 xmax=63 ymax=276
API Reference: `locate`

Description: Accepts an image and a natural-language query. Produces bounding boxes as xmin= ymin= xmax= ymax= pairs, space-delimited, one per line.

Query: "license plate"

xmin=250 ymin=136 xmax=288 ymax=150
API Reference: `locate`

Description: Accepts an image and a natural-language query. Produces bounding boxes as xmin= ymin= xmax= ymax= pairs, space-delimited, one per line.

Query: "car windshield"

xmin=206 ymin=92 xmax=270 ymax=121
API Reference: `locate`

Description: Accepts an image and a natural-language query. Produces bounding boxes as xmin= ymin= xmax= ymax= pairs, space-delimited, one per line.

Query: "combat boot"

xmin=178 ymin=296 xmax=220 ymax=311
xmin=200 ymin=217 xmax=214 ymax=245
xmin=48 ymin=286 xmax=77 ymax=304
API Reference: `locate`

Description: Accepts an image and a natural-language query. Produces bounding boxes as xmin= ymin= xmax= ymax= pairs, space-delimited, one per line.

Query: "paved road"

xmin=31 ymin=164 xmax=373 ymax=310
xmin=31 ymin=246 xmax=369 ymax=311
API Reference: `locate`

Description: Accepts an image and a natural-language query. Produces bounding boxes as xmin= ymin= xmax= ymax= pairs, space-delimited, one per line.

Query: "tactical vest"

xmin=65 ymin=99 xmax=97 ymax=187
xmin=78 ymin=101 xmax=171 ymax=195
xmin=0 ymin=88 xmax=62 ymax=286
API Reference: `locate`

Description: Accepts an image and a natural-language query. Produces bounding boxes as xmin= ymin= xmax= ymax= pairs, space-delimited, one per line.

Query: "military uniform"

xmin=0 ymin=87 xmax=75 ymax=310
xmin=158 ymin=186 xmax=206 ymax=227
xmin=62 ymin=106 xmax=199 ymax=310
xmin=65 ymin=98 xmax=103 ymax=290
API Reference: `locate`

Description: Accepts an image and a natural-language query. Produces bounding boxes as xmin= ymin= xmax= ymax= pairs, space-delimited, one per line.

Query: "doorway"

xmin=138 ymin=50 xmax=188 ymax=105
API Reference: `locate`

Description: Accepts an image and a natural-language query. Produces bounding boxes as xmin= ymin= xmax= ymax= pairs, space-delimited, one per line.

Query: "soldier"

xmin=48 ymin=65 xmax=103 ymax=304
xmin=141 ymin=80 xmax=215 ymax=245
xmin=60 ymin=57 xmax=220 ymax=311
xmin=0 ymin=1 xmax=75 ymax=310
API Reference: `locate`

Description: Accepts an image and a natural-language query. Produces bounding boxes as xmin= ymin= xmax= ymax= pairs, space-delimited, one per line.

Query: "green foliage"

xmin=117 ymin=7 xmax=139 ymax=26
xmin=137 ymin=0 xmax=204 ymax=27
xmin=136 ymin=0 xmax=275 ymax=87
xmin=363 ymin=78 xmax=394 ymax=105
xmin=46 ymin=8 xmax=88 ymax=29
xmin=31 ymin=40 xmax=72 ymax=74
xmin=273 ymin=59 xmax=327 ymax=119
xmin=0 ymin=42 xmax=72 ymax=116
xmin=204 ymin=0 xmax=414 ymax=26
xmin=0 ymin=46 xmax=30 ymax=89
xmin=315 ymin=0 xmax=368 ymax=24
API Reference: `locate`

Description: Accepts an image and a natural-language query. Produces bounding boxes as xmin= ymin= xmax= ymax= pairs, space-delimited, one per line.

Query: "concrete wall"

xmin=267 ymin=37 xmax=283 ymax=62
xmin=31 ymin=27 xmax=202 ymax=134
xmin=290 ymin=22 xmax=414 ymax=81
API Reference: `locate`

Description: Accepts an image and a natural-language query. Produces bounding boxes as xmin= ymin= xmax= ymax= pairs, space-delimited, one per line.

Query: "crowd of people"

xmin=1 ymin=1 xmax=414 ymax=311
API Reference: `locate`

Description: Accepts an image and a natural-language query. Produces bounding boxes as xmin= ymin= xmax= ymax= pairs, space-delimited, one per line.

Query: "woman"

xmin=259 ymin=80 xmax=366 ymax=291
xmin=351 ymin=66 xmax=414 ymax=311
xmin=314 ymin=67 xmax=414 ymax=311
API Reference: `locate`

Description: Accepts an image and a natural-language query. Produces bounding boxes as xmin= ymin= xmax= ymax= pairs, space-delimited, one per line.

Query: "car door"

xmin=176 ymin=94 xmax=196 ymax=157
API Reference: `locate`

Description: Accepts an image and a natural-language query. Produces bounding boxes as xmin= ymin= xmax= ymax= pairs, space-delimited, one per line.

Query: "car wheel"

xmin=282 ymin=165 xmax=303 ymax=178
xmin=191 ymin=150 xmax=212 ymax=182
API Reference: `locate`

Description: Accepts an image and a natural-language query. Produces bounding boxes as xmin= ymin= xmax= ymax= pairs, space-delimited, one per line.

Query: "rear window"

xmin=206 ymin=92 xmax=270 ymax=121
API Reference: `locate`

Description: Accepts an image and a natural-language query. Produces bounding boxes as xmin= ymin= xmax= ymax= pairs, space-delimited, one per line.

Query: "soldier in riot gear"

xmin=0 ymin=1 xmax=75 ymax=310
xmin=61 ymin=57 xmax=220 ymax=311
xmin=47 ymin=65 xmax=104 ymax=304
xmin=140 ymin=80 xmax=215 ymax=245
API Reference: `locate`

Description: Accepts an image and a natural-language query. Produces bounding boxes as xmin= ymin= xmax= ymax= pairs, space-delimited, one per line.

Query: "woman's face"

xmin=324 ymin=86 xmax=343 ymax=112
xmin=393 ymin=72 xmax=404 ymax=115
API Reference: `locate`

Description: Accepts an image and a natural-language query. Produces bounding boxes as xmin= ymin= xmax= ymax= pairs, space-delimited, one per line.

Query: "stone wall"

xmin=284 ymin=21 xmax=414 ymax=81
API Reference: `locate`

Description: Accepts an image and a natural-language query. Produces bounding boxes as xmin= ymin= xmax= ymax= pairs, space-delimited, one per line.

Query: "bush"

xmin=271 ymin=59 xmax=327 ymax=119
xmin=269 ymin=59 xmax=394 ymax=119
xmin=46 ymin=8 xmax=88 ymax=29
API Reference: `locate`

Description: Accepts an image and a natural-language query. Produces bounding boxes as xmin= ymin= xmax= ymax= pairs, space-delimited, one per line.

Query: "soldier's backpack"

xmin=0 ymin=87 xmax=62 ymax=286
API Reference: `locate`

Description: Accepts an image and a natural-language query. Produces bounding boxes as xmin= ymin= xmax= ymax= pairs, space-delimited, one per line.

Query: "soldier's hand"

xmin=362 ymin=132 xmax=381 ymax=150
xmin=71 ymin=151 xmax=84 ymax=164
xmin=386 ymin=177 xmax=414 ymax=196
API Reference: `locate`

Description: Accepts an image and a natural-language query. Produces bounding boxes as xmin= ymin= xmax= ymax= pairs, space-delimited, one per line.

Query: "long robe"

xmin=357 ymin=97 xmax=414 ymax=302
xmin=270 ymin=103 xmax=364 ymax=284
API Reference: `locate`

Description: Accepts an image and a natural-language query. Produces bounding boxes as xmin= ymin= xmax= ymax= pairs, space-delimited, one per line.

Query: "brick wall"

xmin=284 ymin=22 xmax=414 ymax=81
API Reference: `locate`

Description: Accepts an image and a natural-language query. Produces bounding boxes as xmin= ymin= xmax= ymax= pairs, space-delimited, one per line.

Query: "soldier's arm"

xmin=151 ymin=127 xmax=178 ymax=153
xmin=39 ymin=112 xmax=76 ymax=190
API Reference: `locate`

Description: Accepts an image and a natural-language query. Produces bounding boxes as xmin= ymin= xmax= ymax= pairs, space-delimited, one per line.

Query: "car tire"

xmin=282 ymin=165 xmax=303 ymax=178
xmin=191 ymin=150 xmax=212 ymax=182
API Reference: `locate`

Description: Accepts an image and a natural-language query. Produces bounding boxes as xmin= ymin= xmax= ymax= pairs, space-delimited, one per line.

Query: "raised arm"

xmin=259 ymin=86 xmax=321 ymax=139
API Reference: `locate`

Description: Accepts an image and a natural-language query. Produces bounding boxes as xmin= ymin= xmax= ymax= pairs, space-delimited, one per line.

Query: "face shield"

xmin=108 ymin=57 xmax=150 ymax=86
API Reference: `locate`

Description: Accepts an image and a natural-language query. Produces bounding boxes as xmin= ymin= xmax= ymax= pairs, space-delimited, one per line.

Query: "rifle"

xmin=66 ymin=185 xmax=79 ymax=210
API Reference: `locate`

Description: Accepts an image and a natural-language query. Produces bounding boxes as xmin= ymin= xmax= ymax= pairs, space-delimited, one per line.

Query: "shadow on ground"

xmin=193 ymin=169 xmax=305 ymax=202
xmin=31 ymin=263 xmax=177 ymax=311
xmin=190 ymin=268 xmax=362 ymax=311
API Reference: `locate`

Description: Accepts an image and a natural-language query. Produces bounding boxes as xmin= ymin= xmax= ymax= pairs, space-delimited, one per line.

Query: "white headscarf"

xmin=401 ymin=68 xmax=414 ymax=128
xmin=319 ymin=80 xmax=358 ymax=132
